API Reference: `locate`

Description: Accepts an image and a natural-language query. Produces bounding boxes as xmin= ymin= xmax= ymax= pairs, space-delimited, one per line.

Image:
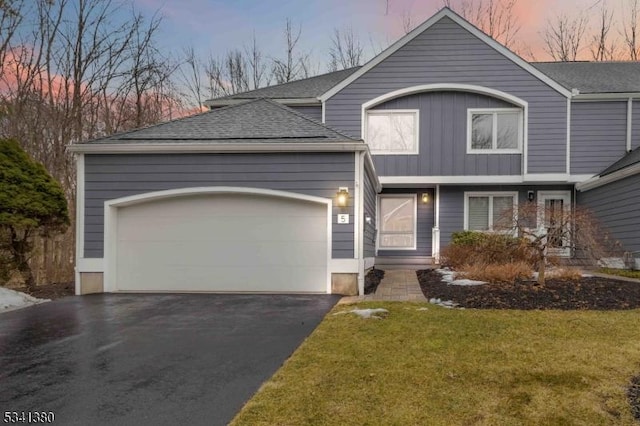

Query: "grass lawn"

xmin=600 ymin=268 xmax=640 ymax=280
xmin=232 ymin=303 xmax=640 ymax=425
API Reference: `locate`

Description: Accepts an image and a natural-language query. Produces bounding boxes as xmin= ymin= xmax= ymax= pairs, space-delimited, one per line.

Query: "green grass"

xmin=232 ymin=303 xmax=640 ymax=425
xmin=599 ymin=268 xmax=640 ymax=279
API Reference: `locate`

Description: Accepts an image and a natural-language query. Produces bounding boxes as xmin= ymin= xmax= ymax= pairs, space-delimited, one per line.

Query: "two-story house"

xmin=69 ymin=8 xmax=640 ymax=296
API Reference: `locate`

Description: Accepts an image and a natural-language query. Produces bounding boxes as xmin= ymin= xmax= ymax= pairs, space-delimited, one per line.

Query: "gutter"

xmin=67 ymin=141 xmax=368 ymax=154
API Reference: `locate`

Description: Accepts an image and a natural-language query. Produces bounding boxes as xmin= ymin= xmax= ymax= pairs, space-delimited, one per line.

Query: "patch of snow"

xmin=416 ymin=307 xmax=429 ymax=311
xmin=428 ymin=298 xmax=460 ymax=309
xmin=0 ymin=287 xmax=49 ymax=312
xmin=598 ymin=257 xmax=626 ymax=269
xmin=435 ymin=269 xmax=486 ymax=286
xmin=334 ymin=308 xmax=389 ymax=319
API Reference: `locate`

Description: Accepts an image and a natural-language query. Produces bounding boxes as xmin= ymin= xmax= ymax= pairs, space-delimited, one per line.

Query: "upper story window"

xmin=365 ymin=110 xmax=419 ymax=155
xmin=467 ymin=108 xmax=522 ymax=154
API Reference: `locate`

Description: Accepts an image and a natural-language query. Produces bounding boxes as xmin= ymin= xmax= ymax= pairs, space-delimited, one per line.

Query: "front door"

xmin=537 ymin=191 xmax=571 ymax=257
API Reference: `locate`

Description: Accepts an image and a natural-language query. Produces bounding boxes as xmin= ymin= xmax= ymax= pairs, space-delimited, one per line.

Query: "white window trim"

xmin=377 ymin=193 xmax=418 ymax=250
xmin=467 ymin=108 xmax=523 ymax=154
xmin=463 ymin=191 xmax=519 ymax=231
xmin=364 ymin=109 xmax=419 ymax=155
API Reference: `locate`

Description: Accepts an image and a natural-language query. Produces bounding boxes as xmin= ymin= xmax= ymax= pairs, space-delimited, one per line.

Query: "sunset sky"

xmin=134 ymin=0 xmax=633 ymax=70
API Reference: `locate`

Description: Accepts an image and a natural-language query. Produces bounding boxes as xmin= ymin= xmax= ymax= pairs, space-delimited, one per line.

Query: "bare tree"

xmin=542 ymin=12 xmax=590 ymax=61
xmin=623 ymin=0 xmax=639 ymax=60
xmin=402 ymin=10 xmax=416 ymax=35
xmin=328 ymin=27 xmax=364 ymax=71
xmin=590 ymin=2 xmax=617 ymax=61
xmin=272 ymin=18 xmax=306 ymax=84
xmin=498 ymin=203 xmax=617 ymax=285
xmin=0 ymin=0 xmax=24 ymax=70
xmin=245 ymin=33 xmax=270 ymax=90
xmin=444 ymin=0 xmax=521 ymax=48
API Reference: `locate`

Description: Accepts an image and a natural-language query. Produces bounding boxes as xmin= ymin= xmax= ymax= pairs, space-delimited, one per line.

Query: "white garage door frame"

xmin=103 ymin=186 xmax=333 ymax=293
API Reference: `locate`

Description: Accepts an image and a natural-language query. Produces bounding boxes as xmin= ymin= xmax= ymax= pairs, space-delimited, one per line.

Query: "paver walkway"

xmin=367 ymin=269 xmax=428 ymax=301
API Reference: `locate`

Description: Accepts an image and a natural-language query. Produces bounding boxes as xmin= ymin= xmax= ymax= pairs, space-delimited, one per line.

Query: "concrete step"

xmin=374 ymin=256 xmax=435 ymax=271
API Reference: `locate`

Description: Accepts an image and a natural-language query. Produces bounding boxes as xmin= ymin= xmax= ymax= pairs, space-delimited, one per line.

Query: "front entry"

xmin=537 ymin=191 xmax=571 ymax=257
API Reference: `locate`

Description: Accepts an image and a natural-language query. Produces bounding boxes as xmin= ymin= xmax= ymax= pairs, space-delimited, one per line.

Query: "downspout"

xmin=432 ymin=184 xmax=441 ymax=264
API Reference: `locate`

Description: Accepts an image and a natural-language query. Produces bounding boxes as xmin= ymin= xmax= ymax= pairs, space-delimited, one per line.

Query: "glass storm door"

xmin=537 ymin=191 xmax=571 ymax=257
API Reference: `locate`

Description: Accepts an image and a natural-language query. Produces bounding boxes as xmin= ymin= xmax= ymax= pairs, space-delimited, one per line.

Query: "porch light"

xmin=421 ymin=193 xmax=429 ymax=203
xmin=337 ymin=187 xmax=349 ymax=207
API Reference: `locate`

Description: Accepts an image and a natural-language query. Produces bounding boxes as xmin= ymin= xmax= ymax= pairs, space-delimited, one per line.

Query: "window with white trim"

xmin=464 ymin=192 xmax=518 ymax=231
xmin=467 ymin=108 xmax=522 ymax=154
xmin=365 ymin=110 xmax=418 ymax=154
xmin=378 ymin=195 xmax=416 ymax=249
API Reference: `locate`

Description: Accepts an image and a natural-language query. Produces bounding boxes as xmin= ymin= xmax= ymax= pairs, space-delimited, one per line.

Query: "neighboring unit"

xmin=70 ymin=8 xmax=640 ymax=295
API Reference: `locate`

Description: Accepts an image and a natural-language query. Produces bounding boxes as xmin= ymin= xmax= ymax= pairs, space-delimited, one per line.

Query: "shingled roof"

xmin=533 ymin=61 xmax=640 ymax=94
xmin=203 ymin=67 xmax=361 ymax=105
xmin=599 ymin=147 xmax=640 ymax=177
xmin=81 ymin=98 xmax=360 ymax=144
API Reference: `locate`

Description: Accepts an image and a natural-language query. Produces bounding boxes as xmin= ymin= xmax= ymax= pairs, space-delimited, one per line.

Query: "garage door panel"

xmin=119 ymin=215 xmax=327 ymax=243
xmin=118 ymin=241 xmax=326 ymax=267
xmin=115 ymin=192 xmax=329 ymax=293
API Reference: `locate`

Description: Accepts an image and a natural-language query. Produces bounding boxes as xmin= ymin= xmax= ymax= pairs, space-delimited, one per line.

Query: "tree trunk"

xmin=537 ymin=255 xmax=546 ymax=286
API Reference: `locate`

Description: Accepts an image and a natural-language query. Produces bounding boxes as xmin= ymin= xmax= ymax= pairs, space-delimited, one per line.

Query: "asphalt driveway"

xmin=0 ymin=293 xmax=340 ymax=425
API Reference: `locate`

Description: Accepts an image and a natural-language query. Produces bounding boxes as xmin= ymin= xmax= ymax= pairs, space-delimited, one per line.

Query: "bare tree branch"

xmin=542 ymin=12 xmax=589 ymax=61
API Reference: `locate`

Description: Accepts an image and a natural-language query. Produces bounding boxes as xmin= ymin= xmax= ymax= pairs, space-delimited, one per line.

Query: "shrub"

xmin=441 ymin=231 xmax=534 ymax=269
xmin=458 ymin=262 xmax=533 ymax=284
xmin=546 ymin=267 xmax=582 ymax=281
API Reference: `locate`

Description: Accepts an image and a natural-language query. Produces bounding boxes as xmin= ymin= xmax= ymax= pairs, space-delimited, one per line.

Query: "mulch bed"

xmin=416 ymin=269 xmax=640 ymax=310
xmin=364 ymin=268 xmax=385 ymax=295
xmin=21 ymin=281 xmax=74 ymax=300
xmin=629 ymin=376 xmax=640 ymax=421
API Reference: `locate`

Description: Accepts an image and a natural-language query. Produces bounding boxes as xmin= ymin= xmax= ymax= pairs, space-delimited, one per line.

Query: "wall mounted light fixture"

xmin=421 ymin=193 xmax=429 ymax=203
xmin=337 ymin=187 xmax=349 ymax=207
xmin=365 ymin=214 xmax=372 ymax=224
xmin=527 ymin=190 xmax=535 ymax=202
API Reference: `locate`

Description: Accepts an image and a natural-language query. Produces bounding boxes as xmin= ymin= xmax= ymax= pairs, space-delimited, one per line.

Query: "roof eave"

xmin=576 ymin=161 xmax=640 ymax=191
xmin=203 ymin=97 xmax=320 ymax=108
xmin=67 ymin=141 xmax=366 ymax=154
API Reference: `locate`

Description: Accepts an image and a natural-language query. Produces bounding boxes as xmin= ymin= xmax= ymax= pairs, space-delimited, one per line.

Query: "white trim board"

xmin=74 ymin=153 xmax=85 ymax=295
xmin=379 ymin=175 xmax=592 ymax=186
xmin=319 ymin=8 xmax=571 ymax=101
xmin=102 ymin=187 xmax=334 ymax=294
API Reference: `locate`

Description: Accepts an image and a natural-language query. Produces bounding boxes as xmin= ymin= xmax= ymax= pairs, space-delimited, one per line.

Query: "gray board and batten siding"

xmin=372 ymin=91 xmax=521 ymax=176
xmin=324 ymin=16 xmax=568 ymax=174
xmin=377 ymin=188 xmax=435 ymax=258
xmin=578 ymin=174 xmax=640 ymax=253
xmin=570 ymin=101 xmax=628 ymax=175
xmin=363 ymin=164 xmax=378 ymax=258
xmin=84 ymin=153 xmax=355 ymax=259
xmin=439 ymin=185 xmax=573 ymax=247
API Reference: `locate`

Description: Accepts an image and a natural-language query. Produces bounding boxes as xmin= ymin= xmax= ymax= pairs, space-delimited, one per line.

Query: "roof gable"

xmin=82 ymin=98 xmax=359 ymax=144
xmin=320 ymin=8 xmax=571 ymax=101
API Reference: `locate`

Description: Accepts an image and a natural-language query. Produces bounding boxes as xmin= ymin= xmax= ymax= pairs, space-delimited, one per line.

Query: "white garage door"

xmin=114 ymin=193 xmax=328 ymax=292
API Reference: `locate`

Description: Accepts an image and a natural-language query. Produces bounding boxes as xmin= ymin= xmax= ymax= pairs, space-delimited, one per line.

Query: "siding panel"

xmin=571 ymin=101 xmax=628 ymax=175
xmin=578 ymin=174 xmax=640 ymax=252
xmin=84 ymin=153 xmax=355 ymax=259
xmin=288 ymin=105 xmax=322 ymax=122
xmin=363 ymin=165 xmax=378 ymax=258
xmin=372 ymin=91 xmax=521 ymax=176
xmin=325 ymin=16 xmax=567 ymax=175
